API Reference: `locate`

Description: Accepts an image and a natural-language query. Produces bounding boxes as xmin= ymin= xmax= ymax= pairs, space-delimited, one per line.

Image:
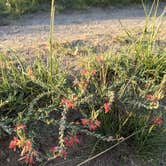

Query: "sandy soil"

xmin=0 ymin=4 xmax=166 ymax=55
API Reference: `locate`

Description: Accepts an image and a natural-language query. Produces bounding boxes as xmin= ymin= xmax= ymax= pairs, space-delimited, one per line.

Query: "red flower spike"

xmin=74 ymin=135 xmax=80 ymax=144
xmin=81 ymin=119 xmax=89 ymax=125
xmin=152 ymin=117 xmax=164 ymax=126
xmin=81 ymin=69 xmax=88 ymax=76
xmin=88 ymin=122 xmax=97 ymax=130
xmin=146 ymin=94 xmax=157 ymax=102
xmin=61 ymin=98 xmax=74 ymax=109
xmin=90 ymin=69 xmax=96 ymax=75
xmin=104 ymin=103 xmax=110 ymax=113
xmin=94 ymin=120 xmax=101 ymax=127
xmin=9 ymin=137 xmax=19 ymax=149
xmin=64 ymin=135 xmax=80 ymax=147
xmin=81 ymin=69 xmax=96 ymax=77
xmin=22 ymin=150 xmax=37 ymax=164
xmin=61 ymin=149 xmax=67 ymax=159
xmin=50 ymin=146 xmax=58 ymax=153
xmin=22 ymin=141 xmax=32 ymax=154
xmin=64 ymin=137 xmax=74 ymax=147
xmin=81 ymin=119 xmax=101 ymax=131
xmin=88 ymin=120 xmax=101 ymax=130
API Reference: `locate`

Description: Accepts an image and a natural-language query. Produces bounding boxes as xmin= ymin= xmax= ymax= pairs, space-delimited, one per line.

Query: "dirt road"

xmin=0 ymin=4 xmax=166 ymax=54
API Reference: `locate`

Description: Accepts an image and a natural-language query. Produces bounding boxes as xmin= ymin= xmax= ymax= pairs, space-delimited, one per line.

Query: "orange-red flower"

xmin=64 ymin=134 xmax=80 ymax=147
xmin=60 ymin=149 xmax=67 ymax=159
xmin=21 ymin=140 xmax=32 ymax=155
xmin=104 ymin=103 xmax=110 ymax=113
xmin=9 ymin=136 xmax=37 ymax=164
xmin=61 ymin=98 xmax=74 ymax=109
xmin=81 ymin=69 xmax=96 ymax=77
xmin=146 ymin=94 xmax=158 ymax=102
xmin=50 ymin=146 xmax=58 ymax=153
xmin=81 ymin=119 xmax=101 ymax=130
xmin=90 ymin=69 xmax=96 ymax=75
xmin=81 ymin=69 xmax=88 ymax=76
xmin=9 ymin=137 xmax=19 ymax=150
xmin=21 ymin=150 xmax=38 ymax=164
xmin=50 ymin=146 xmax=67 ymax=159
xmin=27 ymin=67 xmax=34 ymax=78
xmin=152 ymin=117 xmax=164 ymax=126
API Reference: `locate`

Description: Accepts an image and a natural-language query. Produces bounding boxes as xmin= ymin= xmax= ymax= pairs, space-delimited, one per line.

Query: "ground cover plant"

xmin=0 ymin=0 xmax=166 ymax=165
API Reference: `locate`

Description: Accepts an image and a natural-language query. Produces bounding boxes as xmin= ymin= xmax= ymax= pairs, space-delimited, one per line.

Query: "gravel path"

xmin=0 ymin=4 xmax=166 ymax=54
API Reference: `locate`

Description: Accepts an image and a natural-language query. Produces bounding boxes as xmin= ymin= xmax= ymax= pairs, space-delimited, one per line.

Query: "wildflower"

xmin=50 ymin=146 xmax=58 ymax=153
xmin=50 ymin=146 xmax=67 ymax=159
xmin=21 ymin=150 xmax=38 ymax=165
xmin=104 ymin=103 xmax=110 ymax=113
xmin=9 ymin=137 xmax=19 ymax=150
xmin=27 ymin=67 xmax=34 ymax=78
xmin=90 ymin=69 xmax=96 ymax=75
xmin=9 ymin=136 xmax=36 ymax=164
xmin=152 ymin=117 xmax=164 ymax=126
xmin=81 ymin=69 xmax=96 ymax=77
xmin=81 ymin=69 xmax=88 ymax=76
xmin=23 ymin=154 xmax=34 ymax=164
xmin=146 ymin=94 xmax=159 ymax=109
xmin=146 ymin=94 xmax=158 ymax=102
xmin=14 ymin=124 xmax=26 ymax=131
xmin=61 ymin=98 xmax=74 ymax=109
xmin=16 ymin=137 xmax=28 ymax=148
xmin=81 ymin=119 xmax=101 ymax=131
xmin=89 ymin=120 xmax=101 ymax=130
xmin=64 ymin=134 xmax=80 ymax=147
xmin=21 ymin=140 xmax=32 ymax=155
xmin=60 ymin=149 xmax=67 ymax=159
xmin=81 ymin=119 xmax=89 ymax=125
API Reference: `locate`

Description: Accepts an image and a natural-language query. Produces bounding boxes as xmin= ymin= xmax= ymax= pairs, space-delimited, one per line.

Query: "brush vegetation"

xmin=0 ymin=0 xmax=166 ymax=165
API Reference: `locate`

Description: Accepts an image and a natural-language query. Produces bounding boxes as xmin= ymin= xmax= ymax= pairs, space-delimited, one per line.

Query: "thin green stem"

xmin=49 ymin=0 xmax=55 ymax=77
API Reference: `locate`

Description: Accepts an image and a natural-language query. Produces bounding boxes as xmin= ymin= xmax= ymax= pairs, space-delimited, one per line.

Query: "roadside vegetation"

xmin=0 ymin=0 xmax=166 ymax=165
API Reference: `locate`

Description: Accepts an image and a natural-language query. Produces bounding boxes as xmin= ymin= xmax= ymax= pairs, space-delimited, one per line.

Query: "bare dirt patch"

xmin=0 ymin=4 xmax=166 ymax=55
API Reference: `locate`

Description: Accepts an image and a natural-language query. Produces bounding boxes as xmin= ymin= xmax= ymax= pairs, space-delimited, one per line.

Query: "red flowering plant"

xmin=49 ymin=146 xmax=67 ymax=159
xmin=61 ymin=98 xmax=74 ymax=109
xmin=145 ymin=89 xmax=164 ymax=110
xmin=103 ymin=92 xmax=114 ymax=113
xmin=9 ymin=124 xmax=38 ymax=165
xmin=64 ymin=134 xmax=80 ymax=147
xmin=81 ymin=118 xmax=101 ymax=131
xmin=72 ymin=67 xmax=96 ymax=95
xmin=0 ymin=1 xmax=165 ymax=165
xmin=152 ymin=117 xmax=164 ymax=126
xmin=145 ymin=94 xmax=160 ymax=109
